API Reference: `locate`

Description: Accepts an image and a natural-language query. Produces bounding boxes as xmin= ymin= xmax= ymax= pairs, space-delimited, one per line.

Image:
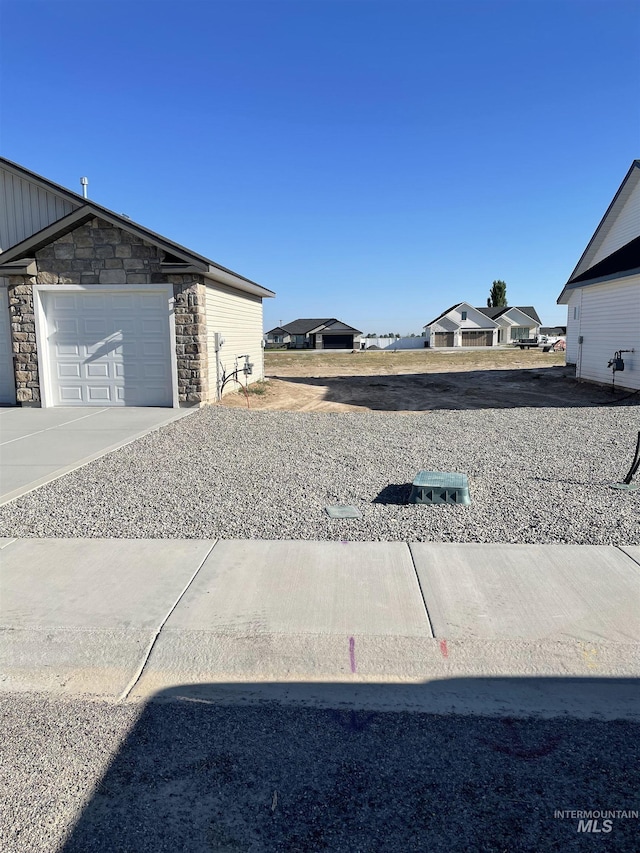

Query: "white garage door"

xmin=0 ymin=286 xmax=16 ymax=405
xmin=41 ymin=288 xmax=174 ymax=406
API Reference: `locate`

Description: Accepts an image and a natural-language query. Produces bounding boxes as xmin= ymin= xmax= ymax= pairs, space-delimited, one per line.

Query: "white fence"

xmin=361 ymin=336 xmax=427 ymax=350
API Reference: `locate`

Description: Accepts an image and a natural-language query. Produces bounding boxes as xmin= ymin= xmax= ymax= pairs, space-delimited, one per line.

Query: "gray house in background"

xmin=265 ymin=318 xmax=362 ymax=350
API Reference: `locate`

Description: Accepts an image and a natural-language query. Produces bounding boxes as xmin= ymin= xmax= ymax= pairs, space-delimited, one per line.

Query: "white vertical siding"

xmin=0 ymin=169 xmax=79 ymax=250
xmin=590 ymin=179 xmax=640 ymax=268
xmin=205 ymin=282 xmax=264 ymax=398
xmin=575 ymin=275 xmax=640 ymax=390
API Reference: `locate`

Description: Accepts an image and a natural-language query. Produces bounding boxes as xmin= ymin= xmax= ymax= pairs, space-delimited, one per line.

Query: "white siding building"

xmin=423 ymin=303 xmax=541 ymax=347
xmin=0 ymin=157 xmax=274 ymax=406
xmin=558 ymin=161 xmax=640 ymax=391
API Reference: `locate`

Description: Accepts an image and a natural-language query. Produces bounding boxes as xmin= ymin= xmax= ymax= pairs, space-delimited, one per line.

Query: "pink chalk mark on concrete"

xmin=439 ymin=639 xmax=448 ymax=658
xmin=349 ymin=636 xmax=357 ymax=673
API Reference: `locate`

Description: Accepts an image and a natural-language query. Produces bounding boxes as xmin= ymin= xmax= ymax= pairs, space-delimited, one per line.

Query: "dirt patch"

xmin=221 ymin=350 xmax=630 ymax=412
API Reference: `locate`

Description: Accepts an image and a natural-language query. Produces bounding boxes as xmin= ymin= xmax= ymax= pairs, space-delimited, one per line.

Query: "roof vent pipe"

xmin=80 ymin=177 xmax=89 ymax=199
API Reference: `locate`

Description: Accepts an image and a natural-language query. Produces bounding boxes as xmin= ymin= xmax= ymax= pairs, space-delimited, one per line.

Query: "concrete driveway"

xmin=0 ymin=406 xmax=195 ymax=505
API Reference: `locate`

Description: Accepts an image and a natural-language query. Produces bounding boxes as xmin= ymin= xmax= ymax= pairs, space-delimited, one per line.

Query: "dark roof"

xmin=0 ymin=157 xmax=274 ymax=298
xmin=568 ymin=234 xmax=640 ymax=285
xmin=476 ymin=306 xmax=541 ymax=324
xmin=277 ymin=318 xmax=361 ymax=335
xmin=281 ymin=318 xmax=334 ymax=334
xmin=322 ymin=320 xmax=362 ymax=333
xmin=424 ymin=303 xmax=463 ymax=327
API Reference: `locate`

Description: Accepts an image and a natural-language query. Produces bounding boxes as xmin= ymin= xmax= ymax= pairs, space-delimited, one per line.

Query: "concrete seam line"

xmin=117 ymin=540 xmax=218 ymax=702
xmin=615 ymin=545 xmax=640 ymax=572
xmin=407 ymin=542 xmax=435 ymax=638
xmin=0 ymin=407 xmax=108 ymax=446
xmin=0 ymin=409 xmax=198 ymax=507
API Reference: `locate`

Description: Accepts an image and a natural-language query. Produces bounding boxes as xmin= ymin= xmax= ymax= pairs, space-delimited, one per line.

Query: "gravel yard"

xmin=0 ymin=404 xmax=638 ymax=545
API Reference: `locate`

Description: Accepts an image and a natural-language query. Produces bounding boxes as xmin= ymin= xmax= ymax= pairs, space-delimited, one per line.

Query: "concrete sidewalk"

xmin=0 ymin=406 xmax=194 ymax=505
xmin=1 ymin=538 xmax=639 ymax=717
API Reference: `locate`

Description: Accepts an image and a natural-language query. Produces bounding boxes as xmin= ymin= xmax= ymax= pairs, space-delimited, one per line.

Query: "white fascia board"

xmin=203 ymin=266 xmax=275 ymax=298
xmin=569 ymin=163 xmax=640 ymax=281
xmin=161 ymin=263 xmax=275 ymax=299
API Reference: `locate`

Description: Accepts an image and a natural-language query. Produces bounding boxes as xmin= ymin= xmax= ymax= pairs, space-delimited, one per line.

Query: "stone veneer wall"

xmin=8 ymin=217 xmax=209 ymax=405
xmin=166 ymin=275 xmax=209 ymax=403
xmin=7 ymin=281 xmax=38 ymax=403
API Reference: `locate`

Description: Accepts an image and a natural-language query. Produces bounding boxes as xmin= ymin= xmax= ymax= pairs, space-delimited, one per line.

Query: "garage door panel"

xmin=142 ymin=341 xmax=166 ymax=358
xmin=50 ymin=294 xmax=78 ymax=311
xmin=116 ymin=318 xmax=136 ymax=335
xmin=42 ymin=288 xmax=173 ymax=407
xmin=87 ymin=386 xmax=114 ymax=402
xmin=83 ymin=318 xmax=109 ymax=335
xmin=111 ymin=294 xmax=134 ymax=310
xmin=55 ymin=342 xmax=81 ymax=356
xmin=86 ymin=363 xmax=110 ymax=378
xmin=82 ymin=295 xmax=107 ymax=312
xmin=141 ymin=318 xmax=165 ymax=335
xmin=59 ymin=386 xmax=83 ymax=402
xmin=139 ymin=292 xmax=166 ymax=310
xmin=57 ymin=363 xmax=81 ymax=378
xmin=461 ymin=331 xmax=493 ymax=347
xmin=54 ymin=318 xmax=79 ymax=334
xmin=143 ymin=363 xmax=168 ymax=379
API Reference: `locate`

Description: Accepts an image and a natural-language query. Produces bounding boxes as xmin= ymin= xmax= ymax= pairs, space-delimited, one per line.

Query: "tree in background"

xmin=487 ymin=280 xmax=507 ymax=307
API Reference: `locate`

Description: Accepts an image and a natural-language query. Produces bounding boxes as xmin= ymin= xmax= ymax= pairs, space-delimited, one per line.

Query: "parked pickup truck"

xmin=514 ymin=335 xmax=566 ymax=352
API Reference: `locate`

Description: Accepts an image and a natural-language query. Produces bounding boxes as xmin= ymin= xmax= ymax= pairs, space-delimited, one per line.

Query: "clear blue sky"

xmin=1 ymin=0 xmax=638 ymax=333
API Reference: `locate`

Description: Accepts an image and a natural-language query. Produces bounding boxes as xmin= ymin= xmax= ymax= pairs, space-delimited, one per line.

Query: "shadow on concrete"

xmin=275 ymin=368 xmax=639 ymax=412
xmin=61 ymin=677 xmax=640 ymax=852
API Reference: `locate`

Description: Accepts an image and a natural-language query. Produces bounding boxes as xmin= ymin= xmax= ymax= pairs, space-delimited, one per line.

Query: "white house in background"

xmin=558 ymin=160 xmax=640 ymax=391
xmin=476 ymin=306 xmax=541 ymax=343
xmin=0 ymin=157 xmax=274 ymax=406
xmin=422 ymin=302 xmax=541 ymax=347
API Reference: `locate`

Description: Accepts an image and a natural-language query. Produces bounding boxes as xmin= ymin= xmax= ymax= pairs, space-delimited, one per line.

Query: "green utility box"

xmin=409 ymin=471 xmax=471 ymax=505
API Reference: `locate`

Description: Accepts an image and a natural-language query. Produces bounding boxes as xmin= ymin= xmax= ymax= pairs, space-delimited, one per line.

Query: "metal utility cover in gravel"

xmin=0 ymin=405 xmax=638 ymax=545
xmin=409 ymin=470 xmax=471 ymax=505
xmin=325 ymin=505 xmax=363 ymax=518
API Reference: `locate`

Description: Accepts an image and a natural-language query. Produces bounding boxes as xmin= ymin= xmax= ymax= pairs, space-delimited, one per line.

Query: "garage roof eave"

xmin=159 ymin=263 xmax=275 ymax=299
xmin=0 ymin=258 xmax=38 ymax=276
xmin=557 ymin=266 xmax=640 ymax=303
xmin=204 ymin=265 xmax=274 ymax=298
